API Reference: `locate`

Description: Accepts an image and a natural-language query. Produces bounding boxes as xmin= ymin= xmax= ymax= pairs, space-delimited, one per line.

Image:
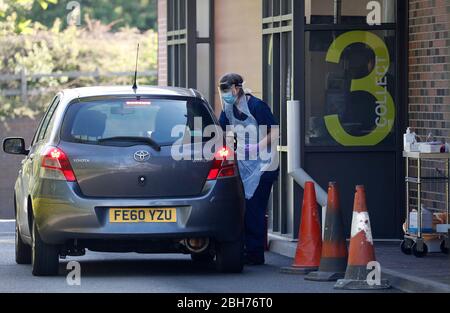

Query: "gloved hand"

xmin=245 ymin=144 xmax=259 ymax=154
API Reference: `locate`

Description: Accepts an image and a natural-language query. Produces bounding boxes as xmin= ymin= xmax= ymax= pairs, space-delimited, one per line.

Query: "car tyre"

xmin=215 ymin=236 xmax=244 ymax=273
xmin=31 ymin=220 xmax=59 ymax=276
xmin=15 ymin=220 xmax=31 ymax=265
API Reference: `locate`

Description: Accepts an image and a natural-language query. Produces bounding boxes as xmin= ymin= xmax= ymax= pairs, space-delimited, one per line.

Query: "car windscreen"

xmin=60 ymin=97 xmax=217 ymax=146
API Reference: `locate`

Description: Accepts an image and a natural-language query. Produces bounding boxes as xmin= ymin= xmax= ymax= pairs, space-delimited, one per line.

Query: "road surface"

xmin=0 ymin=221 xmax=399 ymax=293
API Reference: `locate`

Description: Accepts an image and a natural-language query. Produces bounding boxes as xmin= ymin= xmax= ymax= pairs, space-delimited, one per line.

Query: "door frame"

xmin=267 ymin=0 xmax=409 ymax=239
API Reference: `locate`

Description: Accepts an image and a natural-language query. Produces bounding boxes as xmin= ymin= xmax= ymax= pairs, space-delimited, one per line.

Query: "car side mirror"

xmin=3 ymin=138 xmax=29 ymax=155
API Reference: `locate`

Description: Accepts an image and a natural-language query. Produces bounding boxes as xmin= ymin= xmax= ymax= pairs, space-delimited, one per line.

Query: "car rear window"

xmin=60 ymin=97 xmax=217 ymax=146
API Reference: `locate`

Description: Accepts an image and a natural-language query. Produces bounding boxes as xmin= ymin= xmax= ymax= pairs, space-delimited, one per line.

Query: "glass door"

xmin=301 ymin=0 xmax=406 ymax=239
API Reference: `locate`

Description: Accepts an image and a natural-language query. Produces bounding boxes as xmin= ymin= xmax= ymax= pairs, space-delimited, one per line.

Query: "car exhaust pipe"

xmin=182 ymin=238 xmax=210 ymax=254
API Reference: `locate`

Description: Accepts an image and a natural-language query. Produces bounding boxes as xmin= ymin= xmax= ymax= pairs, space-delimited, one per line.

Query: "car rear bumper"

xmin=32 ymin=178 xmax=245 ymax=245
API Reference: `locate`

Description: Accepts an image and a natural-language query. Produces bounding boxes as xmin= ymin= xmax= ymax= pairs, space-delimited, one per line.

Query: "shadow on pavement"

xmin=58 ymin=257 xmax=238 ymax=278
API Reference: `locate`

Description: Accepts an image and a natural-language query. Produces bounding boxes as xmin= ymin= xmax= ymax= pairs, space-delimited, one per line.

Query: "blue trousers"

xmin=244 ymin=177 xmax=275 ymax=257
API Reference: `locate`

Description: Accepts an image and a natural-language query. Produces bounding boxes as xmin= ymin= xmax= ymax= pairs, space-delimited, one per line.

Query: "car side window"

xmin=41 ymin=99 xmax=61 ymax=141
xmin=32 ymin=96 xmax=59 ymax=145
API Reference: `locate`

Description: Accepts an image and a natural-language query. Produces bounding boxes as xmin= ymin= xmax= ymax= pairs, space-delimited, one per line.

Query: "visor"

xmin=219 ymin=81 xmax=243 ymax=91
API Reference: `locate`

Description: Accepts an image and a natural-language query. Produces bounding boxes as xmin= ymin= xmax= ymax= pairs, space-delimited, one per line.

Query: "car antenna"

xmin=132 ymin=43 xmax=140 ymax=93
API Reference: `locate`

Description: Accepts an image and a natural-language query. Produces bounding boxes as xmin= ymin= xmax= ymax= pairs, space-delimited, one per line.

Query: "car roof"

xmin=60 ymin=86 xmax=202 ymax=101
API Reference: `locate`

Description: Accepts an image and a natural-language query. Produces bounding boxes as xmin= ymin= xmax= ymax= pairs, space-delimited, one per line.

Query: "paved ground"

xmin=270 ymin=236 xmax=450 ymax=293
xmin=376 ymin=242 xmax=450 ymax=286
xmin=0 ymin=221 xmax=399 ymax=293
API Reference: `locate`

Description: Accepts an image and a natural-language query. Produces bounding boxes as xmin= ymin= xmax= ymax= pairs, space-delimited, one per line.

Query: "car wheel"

xmin=215 ymin=236 xmax=244 ymax=273
xmin=15 ymin=220 xmax=31 ymax=265
xmin=31 ymin=220 xmax=59 ymax=276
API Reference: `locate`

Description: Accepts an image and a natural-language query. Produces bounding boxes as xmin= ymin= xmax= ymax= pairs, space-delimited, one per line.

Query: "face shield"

xmin=218 ymin=82 xmax=244 ymax=111
xmin=217 ymin=86 xmax=227 ymax=111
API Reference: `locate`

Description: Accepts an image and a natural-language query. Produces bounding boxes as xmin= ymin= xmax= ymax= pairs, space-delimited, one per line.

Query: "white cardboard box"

xmin=404 ymin=143 xmax=420 ymax=152
xmin=436 ymin=224 xmax=450 ymax=233
xmin=419 ymin=143 xmax=442 ymax=153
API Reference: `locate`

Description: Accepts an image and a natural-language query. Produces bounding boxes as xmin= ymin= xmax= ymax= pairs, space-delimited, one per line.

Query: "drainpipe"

xmin=287 ymin=100 xmax=328 ymax=236
xmin=334 ymin=0 xmax=342 ymax=25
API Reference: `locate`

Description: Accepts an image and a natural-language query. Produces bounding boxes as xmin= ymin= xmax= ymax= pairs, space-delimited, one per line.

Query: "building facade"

xmin=157 ymin=0 xmax=450 ymax=240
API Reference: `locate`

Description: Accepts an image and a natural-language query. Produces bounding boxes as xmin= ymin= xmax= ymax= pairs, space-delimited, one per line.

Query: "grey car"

xmin=3 ymin=86 xmax=245 ymax=276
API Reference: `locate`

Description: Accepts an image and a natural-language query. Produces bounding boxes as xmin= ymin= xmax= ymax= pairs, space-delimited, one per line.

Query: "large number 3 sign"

xmin=324 ymin=31 xmax=395 ymax=146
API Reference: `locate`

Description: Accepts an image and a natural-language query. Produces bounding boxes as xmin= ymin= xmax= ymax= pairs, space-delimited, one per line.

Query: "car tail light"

xmin=207 ymin=147 xmax=237 ymax=180
xmin=41 ymin=147 xmax=77 ymax=182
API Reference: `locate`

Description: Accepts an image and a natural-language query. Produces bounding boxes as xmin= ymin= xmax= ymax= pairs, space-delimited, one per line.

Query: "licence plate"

xmin=109 ymin=208 xmax=177 ymax=223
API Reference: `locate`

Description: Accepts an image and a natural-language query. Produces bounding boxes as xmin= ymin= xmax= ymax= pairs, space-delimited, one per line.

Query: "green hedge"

xmin=0 ymin=21 xmax=158 ymax=120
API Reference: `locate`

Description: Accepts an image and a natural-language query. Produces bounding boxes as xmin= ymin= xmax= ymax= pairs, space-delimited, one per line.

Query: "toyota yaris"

xmin=3 ymin=86 xmax=245 ymax=276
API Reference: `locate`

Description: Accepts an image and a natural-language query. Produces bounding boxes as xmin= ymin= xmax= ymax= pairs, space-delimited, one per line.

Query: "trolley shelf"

xmin=405 ymin=177 xmax=449 ymax=184
xmin=403 ymin=151 xmax=450 ymax=159
xmin=403 ymin=151 xmax=450 ymax=257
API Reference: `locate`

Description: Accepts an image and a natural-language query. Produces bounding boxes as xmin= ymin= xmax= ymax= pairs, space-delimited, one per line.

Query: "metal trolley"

xmin=403 ymin=152 xmax=450 ymax=258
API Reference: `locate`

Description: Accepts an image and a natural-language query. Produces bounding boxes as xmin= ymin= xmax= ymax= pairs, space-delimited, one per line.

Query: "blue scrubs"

xmin=219 ymin=95 xmax=279 ymax=261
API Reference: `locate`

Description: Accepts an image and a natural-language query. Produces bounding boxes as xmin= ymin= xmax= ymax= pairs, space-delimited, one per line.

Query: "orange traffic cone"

xmin=281 ymin=182 xmax=322 ymax=274
xmin=334 ymin=185 xmax=390 ymax=290
xmin=306 ymin=182 xmax=348 ymax=281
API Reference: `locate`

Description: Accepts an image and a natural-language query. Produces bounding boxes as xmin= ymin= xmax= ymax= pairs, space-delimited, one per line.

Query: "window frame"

xmin=41 ymin=98 xmax=61 ymax=141
xmin=263 ymin=0 xmax=408 ymax=240
xmin=262 ymin=0 xmax=295 ymax=235
xmin=305 ymin=0 xmax=397 ymax=26
xmin=166 ymin=0 xmax=215 ymax=106
xmin=303 ymin=28 xmax=398 ymax=149
xmin=302 ymin=0 xmax=400 ymax=153
xmin=31 ymin=96 xmax=60 ymax=146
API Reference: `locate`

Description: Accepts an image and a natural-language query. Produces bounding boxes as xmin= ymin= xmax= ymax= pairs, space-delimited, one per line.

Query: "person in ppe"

xmin=218 ymin=73 xmax=279 ymax=265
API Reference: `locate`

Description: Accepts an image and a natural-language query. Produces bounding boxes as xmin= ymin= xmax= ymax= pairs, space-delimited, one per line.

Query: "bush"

xmin=0 ymin=18 xmax=158 ymax=120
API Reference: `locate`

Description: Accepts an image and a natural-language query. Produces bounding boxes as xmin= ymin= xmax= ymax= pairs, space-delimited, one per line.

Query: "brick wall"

xmin=408 ymin=0 xmax=450 ymax=211
xmin=158 ymin=0 xmax=168 ymax=86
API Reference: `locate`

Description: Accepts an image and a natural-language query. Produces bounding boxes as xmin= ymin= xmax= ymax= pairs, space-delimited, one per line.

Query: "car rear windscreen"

xmin=60 ymin=97 xmax=217 ymax=146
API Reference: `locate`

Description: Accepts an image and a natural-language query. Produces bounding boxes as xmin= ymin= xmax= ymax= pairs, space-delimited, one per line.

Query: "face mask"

xmin=222 ymin=92 xmax=238 ymax=105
